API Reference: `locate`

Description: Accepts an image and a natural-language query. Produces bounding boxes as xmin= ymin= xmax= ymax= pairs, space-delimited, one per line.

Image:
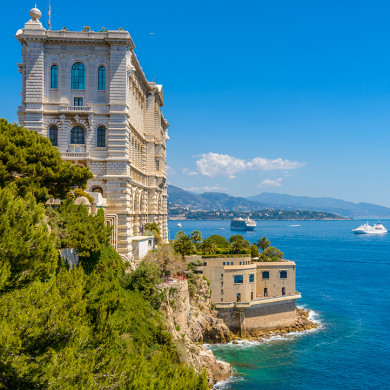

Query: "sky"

xmin=2 ymin=0 xmax=390 ymax=206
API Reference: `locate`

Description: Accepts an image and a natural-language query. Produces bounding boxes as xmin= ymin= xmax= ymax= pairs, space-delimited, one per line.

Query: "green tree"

xmin=144 ymin=221 xmax=162 ymax=243
xmin=201 ymin=238 xmax=218 ymax=254
xmin=0 ymin=185 xmax=58 ymax=291
xmin=256 ymin=236 xmax=271 ymax=252
xmin=143 ymin=243 xmax=185 ymax=277
xmin=190 ymin=230 xmax=202 ymax=246
xmin=173 ymin=232 xmax=195 ymax=257
xmin=251 ymin=244 xmax=260 ymax=258
xmin=0 ymin=119 xmax=92 ymax=201
xmin=208 ymin=234 xmax=230 ymax=248
xmin=229 ymin=235 xmax=251 ymax=254
xmin=263 ymin=246 xmax=284 ymax=261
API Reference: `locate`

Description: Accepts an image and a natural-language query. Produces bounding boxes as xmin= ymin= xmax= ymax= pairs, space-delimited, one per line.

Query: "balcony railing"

xmin=59 ymin=106 xmax=92 ymax=112
xmin=62 ymin=152 xmax=90 ymax=159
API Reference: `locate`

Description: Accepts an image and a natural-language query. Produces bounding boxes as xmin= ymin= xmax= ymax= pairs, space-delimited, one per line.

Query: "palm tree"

xmin=201 ymin=238 xmax=218 ymax=255
xmin=256 ymin=236 xmax=271 ymax=252
xmin=190 ymin=230 xmax=202 ymax=246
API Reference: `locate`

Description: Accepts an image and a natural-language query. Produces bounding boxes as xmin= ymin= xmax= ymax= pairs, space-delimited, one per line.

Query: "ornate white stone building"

xmin=16 ymin=7 xmax=169 ymax=260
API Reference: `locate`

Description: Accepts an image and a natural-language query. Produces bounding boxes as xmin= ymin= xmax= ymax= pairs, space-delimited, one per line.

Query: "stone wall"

xmin=218 ymin=298 xmax=297 ymax=336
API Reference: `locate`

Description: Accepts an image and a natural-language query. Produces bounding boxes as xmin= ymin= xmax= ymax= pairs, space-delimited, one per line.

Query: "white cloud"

xmin=184 ymin=185 xmax=227 ymax=193
xmin=196 ymin=153 xmax=247 ymax=179
xmin=182 ymin=168 xmax=198 ymax=176
xmin=166 ymin=165 xmax=176 ymax=176
xmin=247 ymin=157 xmax=306 ymax=171
xmin=258 ymin=178 xmax=283 ymax=187
xmin=194 ymin=153 xmax=306 ymax=178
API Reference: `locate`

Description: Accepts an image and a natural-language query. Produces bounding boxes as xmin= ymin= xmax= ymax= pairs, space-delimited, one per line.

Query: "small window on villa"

xmin=221 ymin=281 xmax=223 ymax=286
xmin=236 ymin=293 xmax=241 ymax=302
xmin=97 ymin=126 xmax=106 ymax=147
xmin=249 ymin=274 xmax=254 ymax=283
xmin=231 ymin=262 xmax=234 ymax=265
xmin=203 ymin=262 xmax=207 ymax=266
xmin=223 ymin=262 xmax=226 ymax=265
xmin=74 ymin=97 xmax=83 ymax=106
xmin=282 ymin=287 xmax=286 ymax=296
xmin=221 ymin=274 xmax=223 ymax=278
xmin=51 ymin=65 xmax=58 ymax=89
xmin=280 ymin=271 xmax=288 ymax=279
xmin=234 ymin=275 xmax=243 ymax=284
xmin=262 ymin=271 xmax=270 ymax=279
xmin=221 ymin=298 xmax=223 ymax=302
xmin=71 ymin=126 xmax=85 ymax=144
xmin=264 ymin=288 xmax=268 ymax=297
xmin=49 ymin=125 xmax=58 ymax=146
xmin=221 ymin=290 xmax=224 ymax=295
xmin=251 ymin=291 xmax=253 ymax=300
xmin=239 ymin=261 xmax=242 ymax=265
xmin=98 ymin=66 xmax=106 ymax=90
xmin=156 ymin=160 xmax=160 ymax=171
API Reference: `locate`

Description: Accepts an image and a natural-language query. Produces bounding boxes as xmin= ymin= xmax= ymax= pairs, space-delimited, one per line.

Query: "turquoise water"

xmin=168 ymin=220 xmax=390 ymax=389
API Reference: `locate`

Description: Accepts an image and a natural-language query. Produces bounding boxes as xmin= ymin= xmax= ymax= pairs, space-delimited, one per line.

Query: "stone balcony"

xmin=59 ymin=105 xmax=92 ymax=112
xmin=62 ymin=152 xmax=91 ymax=160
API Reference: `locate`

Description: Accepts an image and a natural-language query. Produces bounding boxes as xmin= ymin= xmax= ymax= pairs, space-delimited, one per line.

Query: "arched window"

xmin=51 ymin=65 xmax=58 ymax=89
xmin=97 ymin=126 xmax=106 ymax=147
xmin=98 ymin=66 xmax=106 ymax=90
xmin=91 ymin=186 xmax=103 ymax=195
xmin=71 ymin=62 xmax=85 ymax=90
xmin=49 ymin=125 xmax=58 ymax=146
xmin=71 ymin=126 xmax=85 ymax=144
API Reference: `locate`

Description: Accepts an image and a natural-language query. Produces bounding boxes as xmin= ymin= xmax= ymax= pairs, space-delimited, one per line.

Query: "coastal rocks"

xmin=242 ymin=308 xmax=318 ymax=340
xmin=161 ymin=278 xmax=232 ymax=388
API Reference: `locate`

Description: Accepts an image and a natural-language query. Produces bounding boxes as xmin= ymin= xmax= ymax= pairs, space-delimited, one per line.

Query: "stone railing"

xmin=59 ymin=106 xmax=92 ymax=112
xmin=62 ymin=152 xmax=90 ymax=159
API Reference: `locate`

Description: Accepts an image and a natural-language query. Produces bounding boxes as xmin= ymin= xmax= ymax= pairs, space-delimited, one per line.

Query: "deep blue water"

xmin=168 ymin=220 xmax=390 ymax=389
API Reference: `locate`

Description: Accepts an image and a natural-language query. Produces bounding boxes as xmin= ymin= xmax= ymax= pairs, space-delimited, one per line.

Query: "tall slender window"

xmin=98 ymin=66 xmax=106 ymax=90
xmin=71 ymin=126 xmax=85 ymax=144
xmin=97 ymin=126 xmax=106 ymax=147
xmin=51 ymin=65 xmax=58 ymax=89
xmin=74 ymin=97 xmax=83 ymax=106
xmin=71 ymin=62 xmax=85 ymax=89
xmin=49 ymin=125 xmax=58 ymax=146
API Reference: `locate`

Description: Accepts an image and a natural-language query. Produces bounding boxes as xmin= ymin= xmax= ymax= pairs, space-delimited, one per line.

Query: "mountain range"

xmin=167 ymin=185 xmax=390 ymax=218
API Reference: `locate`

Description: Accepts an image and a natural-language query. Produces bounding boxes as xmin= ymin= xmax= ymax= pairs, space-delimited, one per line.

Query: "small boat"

xmin=353 ymin=222 xmax=387 ymax=234
xmin=230 ymin=217 xmax=256 ymax=231
xmin=177 ymin=223 xmax=182 ymax=228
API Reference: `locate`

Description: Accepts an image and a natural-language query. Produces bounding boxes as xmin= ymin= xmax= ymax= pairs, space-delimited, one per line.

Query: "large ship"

xmin=352 ymin=222 xmax=387 ymax=234
xmin=230 ymin=217 xmax=256 ymax=231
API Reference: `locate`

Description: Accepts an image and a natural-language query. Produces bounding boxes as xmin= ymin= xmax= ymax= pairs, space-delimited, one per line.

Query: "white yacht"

xmin=177 ymin=223 xmax=182 ymax=228
xmin=230 ymin=217 xmax=256 ymax=231
xmin=352 ymin=222 xmax=387 ymax=235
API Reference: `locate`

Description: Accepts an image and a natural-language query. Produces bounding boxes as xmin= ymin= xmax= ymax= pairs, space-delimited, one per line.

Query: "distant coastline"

xmin=168 ymin=207 xmax=349 ymax=221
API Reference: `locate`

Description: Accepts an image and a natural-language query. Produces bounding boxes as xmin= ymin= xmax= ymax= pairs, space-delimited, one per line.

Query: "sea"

xmin=168 ymin=220 xmax=390 ymax=390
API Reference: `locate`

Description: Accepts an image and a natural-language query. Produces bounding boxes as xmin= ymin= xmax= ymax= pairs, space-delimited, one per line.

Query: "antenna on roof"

xmin=48 ymin=0 xmax=52 ymax=30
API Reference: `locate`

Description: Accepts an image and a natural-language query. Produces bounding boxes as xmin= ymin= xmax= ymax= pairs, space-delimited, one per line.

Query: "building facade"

xmin=16 ymin=7 xmax=169 ymax=260
xmin=188 ymin=256 xmax=301 ymax=334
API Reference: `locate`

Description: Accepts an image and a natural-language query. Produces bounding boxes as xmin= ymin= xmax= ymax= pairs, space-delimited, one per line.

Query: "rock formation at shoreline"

xmin=161 ymin=278 xmax=232 ymax=388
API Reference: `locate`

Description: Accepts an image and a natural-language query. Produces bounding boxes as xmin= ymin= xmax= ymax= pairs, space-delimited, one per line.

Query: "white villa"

xmin=16 ymin=7 xmax=169 ymax=261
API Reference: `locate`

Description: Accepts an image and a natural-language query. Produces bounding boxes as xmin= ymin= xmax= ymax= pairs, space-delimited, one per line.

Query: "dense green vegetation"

xmin=0 ymin=121 xmax=207 ymax=389
xmin=173 ymin=231 xmax=283 ymax=262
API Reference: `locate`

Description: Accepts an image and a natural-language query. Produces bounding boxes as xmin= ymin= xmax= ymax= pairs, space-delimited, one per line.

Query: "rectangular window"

xmin=239 ymin=261 xmax=242 ymax=265
xmin=223 ymin=262 xmax=226 ymax=265
xmin=221 ymin=274 xmax=223 ymax=278
xmin=231 ymin=262 xmax=234 ymax=265
xmin=249 ymin=274 xmax=254 ymax=283
xmin=234 ymin=275 xmax=243 ymax=284
xmin=280 ymin=271 xmax=288 ymax=279
xmin=236 ymin=293 xmax=241 ymax=302
xmin=221 ymin=290 xmax=224 ymax=295
xmin=264 ymin=288 xmax=268 ymax=297
xmin=156 ymin=160 xmax=160 ymax=171
xmin=262 ymin=271 xmax=270 ymax=279
xmin=74 ymin=97 xmax=83 ymax=106
xmin=251 ymin=291 xmax=254 ymax=300
xmin=221 ymin=298 xmax=223 ymax=302
xmin=51 ymin=65 xmax=58 ymax=89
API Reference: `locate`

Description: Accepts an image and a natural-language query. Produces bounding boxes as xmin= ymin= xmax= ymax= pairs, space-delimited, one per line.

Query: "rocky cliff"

xmin=161 ymin=277 xmax=232 ymax=388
